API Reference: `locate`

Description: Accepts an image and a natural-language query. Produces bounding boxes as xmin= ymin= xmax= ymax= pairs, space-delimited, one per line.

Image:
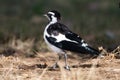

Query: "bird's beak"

xmin=43 ymin=14 xmax=47 ymax=17
xmin=43 ymin=14 xmax=50 ymax=20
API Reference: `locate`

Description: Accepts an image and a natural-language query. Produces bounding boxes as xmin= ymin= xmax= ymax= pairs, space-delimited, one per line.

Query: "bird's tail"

xmin=84 ymin=46 xmax=100 ymax=56
xmin=69 ymin=45 xmax=100 ymax=56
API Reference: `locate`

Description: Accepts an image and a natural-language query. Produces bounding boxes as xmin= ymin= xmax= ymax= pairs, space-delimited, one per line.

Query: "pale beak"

xmin=43 ymin=14 xmax=47 ymax=17
xmin=43 ymin=14 xmax=50 ymax=20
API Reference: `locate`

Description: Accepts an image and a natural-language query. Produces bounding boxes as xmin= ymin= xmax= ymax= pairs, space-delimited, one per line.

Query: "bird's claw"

xmin=64 ymin=66 xmax=70 ymax=71
xmin=52 ymin=63 xmax=59 ymax=69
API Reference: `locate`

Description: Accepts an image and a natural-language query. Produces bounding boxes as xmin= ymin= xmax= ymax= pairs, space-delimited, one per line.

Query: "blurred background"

xmin=0 ymin=0 xmax=120 ymax=56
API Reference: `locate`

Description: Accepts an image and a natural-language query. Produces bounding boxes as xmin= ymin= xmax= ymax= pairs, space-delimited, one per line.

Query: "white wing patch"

xmin=81 ymin=39 xmax=88 ymax=47
xmin=81 ymin=43 xmax=88 ymax=47
xmin=51 ymin=33 xmax=78 ymax=43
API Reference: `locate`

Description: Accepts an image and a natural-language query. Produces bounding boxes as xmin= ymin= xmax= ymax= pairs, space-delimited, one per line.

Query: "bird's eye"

xmin=47 ymin=13 xmax=52 ymax=16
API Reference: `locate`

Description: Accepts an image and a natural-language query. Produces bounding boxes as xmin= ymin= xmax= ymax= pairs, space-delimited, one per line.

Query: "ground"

xmin=0 ymin=51 xmax=120 ymax=80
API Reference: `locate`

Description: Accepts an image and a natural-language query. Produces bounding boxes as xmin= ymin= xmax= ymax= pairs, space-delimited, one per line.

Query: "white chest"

xmin=43 ymin=24 xmax=64 ymax=54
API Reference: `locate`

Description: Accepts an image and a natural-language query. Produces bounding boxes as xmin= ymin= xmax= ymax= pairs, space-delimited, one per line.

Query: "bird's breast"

xmin=43 ymin=25 xmax=64 ymax=54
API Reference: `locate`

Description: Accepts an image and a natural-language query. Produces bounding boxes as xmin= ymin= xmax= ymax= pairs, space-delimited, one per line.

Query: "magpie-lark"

xmin=43 ymin=10 xmax=100 ymax=70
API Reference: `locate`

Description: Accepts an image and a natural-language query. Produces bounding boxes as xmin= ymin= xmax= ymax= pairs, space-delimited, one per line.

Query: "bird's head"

xmin=44 ymin=10 xmax=61 ymax=23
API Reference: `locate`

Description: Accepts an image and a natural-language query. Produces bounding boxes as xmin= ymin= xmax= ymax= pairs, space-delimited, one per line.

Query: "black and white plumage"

xmin=43 ymin=10 xmax=100 ymax=70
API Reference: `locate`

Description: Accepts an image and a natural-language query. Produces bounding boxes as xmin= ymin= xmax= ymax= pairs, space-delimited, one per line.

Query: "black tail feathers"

xmin=85 ymin=46 xmax=100 ymax=56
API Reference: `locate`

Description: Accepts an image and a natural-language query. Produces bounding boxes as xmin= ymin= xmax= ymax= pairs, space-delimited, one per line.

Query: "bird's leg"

xmin=52 ymin=54 xmax=62 ymax=69
xmin=64 ymin=53 xmax=70 ymax=70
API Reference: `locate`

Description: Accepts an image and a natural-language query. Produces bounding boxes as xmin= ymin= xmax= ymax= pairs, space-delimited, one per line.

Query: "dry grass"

xmin=0 ymin=39 xmax=120 ymax=80
xmin=0 ymin=46 xmax=120 ymax=80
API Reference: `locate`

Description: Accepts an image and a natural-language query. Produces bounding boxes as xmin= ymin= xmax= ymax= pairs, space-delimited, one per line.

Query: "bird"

xmin=43 ymin=10 xmax=100 ymax=70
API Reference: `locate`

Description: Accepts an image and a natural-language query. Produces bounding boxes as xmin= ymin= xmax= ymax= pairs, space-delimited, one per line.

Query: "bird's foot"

xmin=51 ymin=63 xmax=59 ymax=69
xmin=64 ymin=66 xmax=70 ymax=71
xmin=99 ymin=54 xmax=105 ymax=58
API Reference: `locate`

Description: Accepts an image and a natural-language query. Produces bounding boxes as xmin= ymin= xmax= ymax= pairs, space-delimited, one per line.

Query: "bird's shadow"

xmin=71 ymin=63 xmax=100 ymax=68
xmin=18 ymin=63 xmax=100 ymax=71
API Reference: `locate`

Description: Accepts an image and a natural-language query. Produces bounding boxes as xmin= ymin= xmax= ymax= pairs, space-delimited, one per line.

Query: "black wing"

xmin=45 ymin=36 xmax=99 ymax=56
xmin=59 ymin=41 xmax=99 ymax=55
xmin=46 ymin=23 xmax=99 ymax=55
xmin=47 ymin=22 xmax=83 ymax=43
xmin=47 ymin=23 xmax=70 ymax=35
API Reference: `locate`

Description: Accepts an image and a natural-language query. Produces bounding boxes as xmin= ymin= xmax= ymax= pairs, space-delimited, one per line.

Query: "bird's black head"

xmin=44 ymin=10 xmax=61 ymax=22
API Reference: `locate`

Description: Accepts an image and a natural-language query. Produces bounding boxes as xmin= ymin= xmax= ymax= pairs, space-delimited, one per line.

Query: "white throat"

xmin=44 ymin=16 xmax=58 ymax=38
xmin=50 ymin=16 xmax=58 ymax=24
